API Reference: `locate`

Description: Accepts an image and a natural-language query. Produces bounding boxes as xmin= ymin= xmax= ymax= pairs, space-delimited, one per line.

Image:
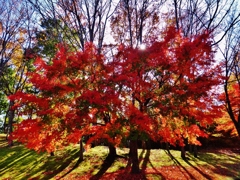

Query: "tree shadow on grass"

xmin=89 ymin=149 xmax=150 ymax=180
xmin=57 ymin=153 xmax=83 ymax=179
xmin=0 ymin=137 xmax=8 ymax=148
xmin=0 ymin=140 xmax=83 ymax=180
xmin=0 ymin=144 xmax=37 ymax=178
xmin=195 ymin=152 xmax=240 ymax=179
xmin=111 ymin=149 xmax=166 ymax=180
xmin=40 ymin=149 xmax=80 ymax=180
xmin=147 ymin=159 xmax=166 ymax=180
xmin=89 ymin=154 xmax=116 ymax=180
xmin=164 ymin=150 xmax=197 ymax=180
xmin=112 ymin=154 xmax=148 ymax=180
xmin=140 ymin=148 xmax=148 ymax=172
xmin=141 ymin=149 xmax=166 ymax=180
xmin=183 ymin=158 xmax=213 ymax=179
xmin=0 ymin=150 xmax=35 ymax=175
xmin=22 ymin=148 xmax=80 ymax=180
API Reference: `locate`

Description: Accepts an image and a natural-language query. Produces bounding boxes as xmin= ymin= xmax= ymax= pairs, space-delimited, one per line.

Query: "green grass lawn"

xmin=1 ymin=133 xmax=240 ymax=180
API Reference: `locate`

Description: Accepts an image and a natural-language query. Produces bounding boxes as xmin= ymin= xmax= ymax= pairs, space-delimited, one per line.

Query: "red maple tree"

xmin=9 ymin=27 xmax=222 ymax=174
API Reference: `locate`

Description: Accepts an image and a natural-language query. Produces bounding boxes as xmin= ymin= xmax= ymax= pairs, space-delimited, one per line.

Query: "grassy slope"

xmin=0 ymin=133 xmax=240 ymax=180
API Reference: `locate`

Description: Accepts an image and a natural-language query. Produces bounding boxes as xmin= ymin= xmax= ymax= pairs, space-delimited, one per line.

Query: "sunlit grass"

xmin=1 ymin=133 xmax=240 ymax=180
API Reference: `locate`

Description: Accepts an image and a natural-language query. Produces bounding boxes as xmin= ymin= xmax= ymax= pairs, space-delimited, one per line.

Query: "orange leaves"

xmin=227 ymin=83 xmax=240 ymax=110
xmin=67 ymin=129 xmax=83 ymax=144
xmin=188 ymin=125 xmax=207 ymax=138
xmin=125 ymin=105 xmax=152 ymax=132
xmin=9 ymin=43 xmax=119 ymax=152
xmin=219 ymin=81 xmax=240 ymax=132
xmin=11 ymin=119 xmax=47 ymax=152
xmin=9 ymin=25 xmax=223 ymax=153
xmin=187 ymin=125 xmax=208 ymax=145
xmin=109 ymin=26 xmax=221 ymax=146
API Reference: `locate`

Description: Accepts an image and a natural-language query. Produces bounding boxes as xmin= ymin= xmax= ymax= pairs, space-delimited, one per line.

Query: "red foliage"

xmin=10 ymin=27 xmax=222 ymax=152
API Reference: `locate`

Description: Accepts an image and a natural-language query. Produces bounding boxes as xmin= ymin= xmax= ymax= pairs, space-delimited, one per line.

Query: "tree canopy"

xmin=10 ymin=26 xmax=223 ymax=173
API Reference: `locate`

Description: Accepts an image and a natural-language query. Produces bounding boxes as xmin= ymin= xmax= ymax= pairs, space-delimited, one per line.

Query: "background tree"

xmin=171 ymin=0 xmax=240 ymax=40
xmin=110 ymin=0 xmax=165 ymax=48
xmin=0 ymin=0 xmax=26 ymax=76
xmin=26 ymin=0 xmax=118 ymax=52
xmin=0 ymin=91 xmax=8 ymax=126
xmin=202 ymin=1 xmax=240 ymax=137
xmin=33 ymin=18 xmax=64 ymax=59
xmin=170 ymin=0 xmax=240 ymax=141
xmin=31 ymin=17 xmax=78 ymax=62
xmin=0 ymin=0 xmax=35 ymax=145
xmin=220 ymin=27 xmax=240 ymax=136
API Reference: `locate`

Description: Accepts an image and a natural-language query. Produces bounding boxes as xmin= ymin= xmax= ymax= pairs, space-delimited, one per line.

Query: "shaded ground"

xmin=1 ymin=134 xmax=240 ymax=180
xmin=56 ymin=147 xmax=240 ymax=180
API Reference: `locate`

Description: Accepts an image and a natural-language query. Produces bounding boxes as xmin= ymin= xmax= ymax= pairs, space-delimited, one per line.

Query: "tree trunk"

xmin=7 ymin=100 xmax=15 ymax=146
xmin=142 ymin=140 xmax=146 ymax=149
xmin=130 ymin=140 xmax=140 ymax=174
xmin=189 ymin=144 xmax=193 ymax=153
xmin=193 ymin=145 xmax=198 ymax=158
xmin=181 ymin=146 xmax=186 ymax=159
xmin=79 ymin=138 xmax=84 ymax=161
xmin=166 ymin=142 xmax=170 ymax=152
xmin=146 ymin=140 xmax=151 ymax=149
xmin=108 ymin=143 xmax=116 ymax=159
